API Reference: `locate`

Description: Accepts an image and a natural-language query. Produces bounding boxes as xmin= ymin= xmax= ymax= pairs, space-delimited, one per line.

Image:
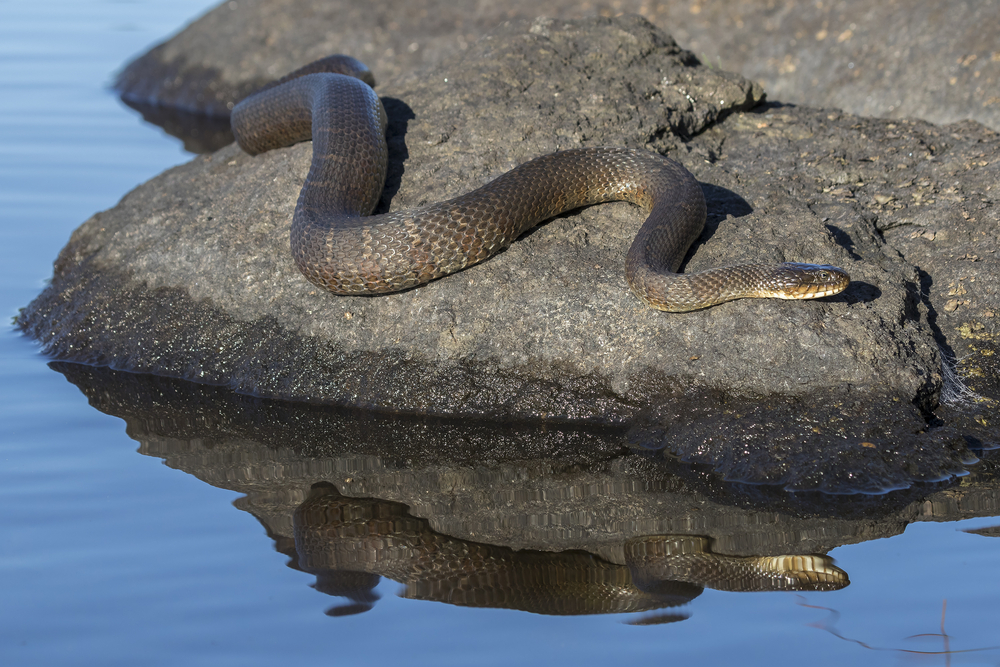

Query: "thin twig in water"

xmin=797 ymin=596 xmax=999 ymax=660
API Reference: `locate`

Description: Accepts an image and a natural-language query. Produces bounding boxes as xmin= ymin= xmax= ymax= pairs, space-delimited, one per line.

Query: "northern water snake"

xmin=231 ymin=56 xmax=850 ymax=311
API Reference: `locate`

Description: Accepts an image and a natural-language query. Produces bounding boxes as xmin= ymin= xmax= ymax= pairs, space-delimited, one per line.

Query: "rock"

xmin=661 ymin=0 xmax=1000 ymax=132
xmin=115 ymin=0 xmax=1000 ymax=132
xmin=19 ymin=14 xmax=999 ymax=491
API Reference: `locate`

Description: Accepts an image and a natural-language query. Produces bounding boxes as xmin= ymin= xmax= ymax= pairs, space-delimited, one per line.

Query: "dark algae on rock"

xmin=18 ymin=11 xmax=999 ymax=492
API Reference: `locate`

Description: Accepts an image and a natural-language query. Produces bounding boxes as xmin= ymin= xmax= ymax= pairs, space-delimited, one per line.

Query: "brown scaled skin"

xmin=230 ymin=56 xmax=850 ymax=312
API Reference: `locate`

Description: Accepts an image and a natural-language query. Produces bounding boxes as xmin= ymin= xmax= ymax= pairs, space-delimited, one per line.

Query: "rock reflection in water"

xmin=293 ymin=483 xmax=846 ymax=617
xmin=46 ymin=363 xmax=1000 ymax=621
xmin=119 ymin=97 xmax=235 ymax=154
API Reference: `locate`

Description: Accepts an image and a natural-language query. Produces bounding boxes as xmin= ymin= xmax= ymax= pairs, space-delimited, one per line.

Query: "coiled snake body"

xmin=231 ymin=56 xmax=849 ymax=312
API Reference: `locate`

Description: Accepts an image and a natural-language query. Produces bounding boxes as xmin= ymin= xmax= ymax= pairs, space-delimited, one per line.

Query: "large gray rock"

xmin=115 ymin=0 xmax=1000 ymax=131
xmin=20 ymin=14 xmax=999 ymax=491
xmin=20 ymin=17 xmax=909 ymax=409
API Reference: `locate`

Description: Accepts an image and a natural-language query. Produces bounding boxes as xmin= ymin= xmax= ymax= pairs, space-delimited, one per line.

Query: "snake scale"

xmin=231 ymin=55 xmax=849 ymax=311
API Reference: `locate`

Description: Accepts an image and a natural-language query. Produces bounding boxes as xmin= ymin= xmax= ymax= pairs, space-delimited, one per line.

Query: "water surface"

xmin=1 ymin=1 xmax=998 ymax=665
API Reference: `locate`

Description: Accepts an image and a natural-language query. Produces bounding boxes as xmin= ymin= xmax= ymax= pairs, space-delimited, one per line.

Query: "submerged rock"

xmin=19 ymin=13 xmax=999 ymax=491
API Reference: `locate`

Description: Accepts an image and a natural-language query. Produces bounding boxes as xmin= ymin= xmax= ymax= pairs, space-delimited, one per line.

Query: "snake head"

xmin=772 ymin=263 xmax=851 ymax=300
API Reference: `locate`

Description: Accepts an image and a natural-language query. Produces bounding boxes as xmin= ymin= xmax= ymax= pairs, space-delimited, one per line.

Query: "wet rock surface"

xmin=19 ymin=11 xmax=1000 ymax=491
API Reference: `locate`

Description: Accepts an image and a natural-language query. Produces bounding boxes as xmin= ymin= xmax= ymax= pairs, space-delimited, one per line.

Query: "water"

xmin=1 ymin=1 xmax=998 ymax=665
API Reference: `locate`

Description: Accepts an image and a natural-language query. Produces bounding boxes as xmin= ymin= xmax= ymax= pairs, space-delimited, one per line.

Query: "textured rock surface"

xmin=664 ymin=0 xmax=1000 ymax=131
xmin=115 ymin=0 xmax=1000 ymax=131
xmin=19 ymin=12 xmax=999 ymax=490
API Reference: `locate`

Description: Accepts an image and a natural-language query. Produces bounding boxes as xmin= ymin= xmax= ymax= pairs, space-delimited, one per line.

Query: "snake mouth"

xmin=771 ymin=263 xmax=851 ymax=300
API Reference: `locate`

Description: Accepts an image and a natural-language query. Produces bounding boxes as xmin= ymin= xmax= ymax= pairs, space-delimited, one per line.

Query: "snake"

xmin=292 ymin=483 xmax=848 ymax=616
xmin=230 ymin=56 xmax=850 ymax=312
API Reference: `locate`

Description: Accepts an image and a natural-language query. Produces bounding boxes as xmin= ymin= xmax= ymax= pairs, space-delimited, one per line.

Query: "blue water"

xmin=1 ymin=1 xmax=998 ymax=665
